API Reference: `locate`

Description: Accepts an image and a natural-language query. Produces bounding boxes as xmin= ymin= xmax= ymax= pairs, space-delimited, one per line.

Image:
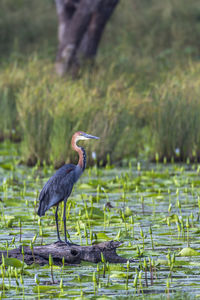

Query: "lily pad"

xmin=178 ymin=247 xmax=200 ymax=257
xmin=4 ymin=257 xmax=24 ymax=268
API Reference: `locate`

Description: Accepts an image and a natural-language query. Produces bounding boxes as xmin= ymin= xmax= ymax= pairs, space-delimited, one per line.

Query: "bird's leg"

xmin=55 ymin=205 xmax=63 ymax=243
xmin=63 ymin=200 xmax=70 ymax=245
xmin=63 ymin=200 xmax=79 ymax=246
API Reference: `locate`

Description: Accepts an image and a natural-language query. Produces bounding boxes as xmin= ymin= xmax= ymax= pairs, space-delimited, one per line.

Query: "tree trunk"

xmin=0 ymin=241 xmax=131 ymax=266
xmin=55 ymin=0 xmax=119 ymax=76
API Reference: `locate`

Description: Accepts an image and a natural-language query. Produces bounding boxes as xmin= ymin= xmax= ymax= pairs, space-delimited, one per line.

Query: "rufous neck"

xmin=71 ymin=135 xmax=86 ymax=170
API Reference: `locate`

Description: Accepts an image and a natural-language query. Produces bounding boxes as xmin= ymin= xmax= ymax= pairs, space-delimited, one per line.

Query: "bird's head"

xmin=73 ymin=131 xmax=99 ymax=144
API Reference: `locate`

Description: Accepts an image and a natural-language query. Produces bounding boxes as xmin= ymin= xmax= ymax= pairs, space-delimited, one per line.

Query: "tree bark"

xmin=78 ymin=0 xmax=119 ymax=59
xmin=55 ymin=0 xmax=119 ymax=76
xmin=0 ymin=241 xmax=131 ymax=266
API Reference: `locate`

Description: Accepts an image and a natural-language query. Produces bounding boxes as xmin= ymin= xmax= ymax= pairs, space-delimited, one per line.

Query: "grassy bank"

xmin=11 ymin=59 xmax=147 ymax=166
xmin=1 ymin=59 xmax=200 ymax=165
xmin=1 ymin=0 xmax=200 ymax=165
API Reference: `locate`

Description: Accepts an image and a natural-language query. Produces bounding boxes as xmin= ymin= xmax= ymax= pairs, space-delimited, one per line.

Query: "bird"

xmin=37 ymin=131 xmax=99 ymax=245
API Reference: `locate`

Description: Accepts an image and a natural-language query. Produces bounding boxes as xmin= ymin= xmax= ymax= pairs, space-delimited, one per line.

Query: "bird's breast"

xmin=74 ymin=165 xmax=83 ymax=182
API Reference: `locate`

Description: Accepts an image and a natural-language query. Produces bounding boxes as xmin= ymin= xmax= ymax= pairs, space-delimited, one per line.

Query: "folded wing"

xmin=37 ymin=164 xmax=76 ymax=216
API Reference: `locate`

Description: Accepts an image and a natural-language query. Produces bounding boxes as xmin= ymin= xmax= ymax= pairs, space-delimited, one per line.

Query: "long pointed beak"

xmin=85 ymin=134 xmax=100 ymax=139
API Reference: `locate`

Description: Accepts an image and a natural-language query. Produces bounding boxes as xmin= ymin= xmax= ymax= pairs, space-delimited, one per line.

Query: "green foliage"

xmin=2 ymin=58 xmax=200 ymax=164
xmin=15 ymin=59 xmax=145 ymax=165
xmin=16 ymin=60 xmax=55 ymax=165
xmin=4 ymin=257 xmax=24 ymax=268
xmin=102 ymin=0 xmax=200 ymax=73
xmin=1 ymin=0 xmax=200 ymax=163
xmin=51 ymin=74 xmax=146 ymax=166
xmin=178 ymin=247 xmax=200 ymax=257
xmin=0 ymin=0 xmax=56 ymax=59
xmin=0 ymin=64 xmax=24 ymax=140
xmin=1 ymin=0 xmax=200 ymax=73
xmin=150 ymin=64 xmax=200 ymax=161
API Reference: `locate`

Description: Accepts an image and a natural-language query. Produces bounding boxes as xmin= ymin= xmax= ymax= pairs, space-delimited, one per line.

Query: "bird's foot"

xmin=65 ymin=240 xmax=79 ymax=247
xmin=55 ymin=239 xmax=64 ymax=244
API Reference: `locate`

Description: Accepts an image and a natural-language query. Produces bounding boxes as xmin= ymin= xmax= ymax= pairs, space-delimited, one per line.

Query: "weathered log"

xmin=0 ymin=241 xmax=130 ymax=266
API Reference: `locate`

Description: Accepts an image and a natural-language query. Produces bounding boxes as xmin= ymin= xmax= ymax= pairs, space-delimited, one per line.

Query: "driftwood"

xmin=0 ymin=241 xmax=129 ymax=266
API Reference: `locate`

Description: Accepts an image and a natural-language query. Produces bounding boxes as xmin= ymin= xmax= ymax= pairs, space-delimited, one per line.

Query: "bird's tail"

xmin=37 ymin=201 xmax=46 ymax=217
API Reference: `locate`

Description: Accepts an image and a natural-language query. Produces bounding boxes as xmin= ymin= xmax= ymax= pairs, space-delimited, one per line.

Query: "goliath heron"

xmin=37 ymin=131 xmax=99 ymax=245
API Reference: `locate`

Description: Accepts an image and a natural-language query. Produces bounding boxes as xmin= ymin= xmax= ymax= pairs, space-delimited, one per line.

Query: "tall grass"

xmin=51 ymin=75 xmax=150 ymax=166
xmin=1 ymin=0 xmax=200 ymax=164
xmin=150 ymin=64 xmax=200 ymax=161
xmin=15 ymin=60 xmax=56 ymax=165
xmin=2 ymin=58 xmax=200 ymax=164
xmin=0 ymin=63 xmax=24 ymax=140
xmin=14 ymin=59 xmax=146 ymax=165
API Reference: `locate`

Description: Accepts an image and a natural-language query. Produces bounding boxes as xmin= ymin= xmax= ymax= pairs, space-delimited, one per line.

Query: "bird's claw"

xmin=55 ymin=239 xmax=64 ymax=244
xmin=65 ymin=240 xmax=79 ymax=247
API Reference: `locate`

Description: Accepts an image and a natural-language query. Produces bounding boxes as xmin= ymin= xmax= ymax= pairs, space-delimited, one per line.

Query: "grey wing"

xmin=37 ymin=164 xmax=76 ymax=216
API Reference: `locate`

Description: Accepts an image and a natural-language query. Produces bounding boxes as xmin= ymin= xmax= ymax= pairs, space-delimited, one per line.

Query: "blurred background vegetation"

xmin=1 ymin=0 xmax=200 ymax=166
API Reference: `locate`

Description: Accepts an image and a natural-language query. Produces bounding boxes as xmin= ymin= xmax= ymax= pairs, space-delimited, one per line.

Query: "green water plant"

xmin=49 ymin=254 xmax=55 ymax=284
